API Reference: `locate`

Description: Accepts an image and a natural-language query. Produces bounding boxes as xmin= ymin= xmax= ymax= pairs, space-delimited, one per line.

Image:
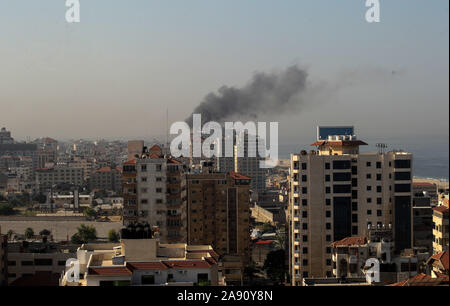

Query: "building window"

xmin=303 ymin=271 xmax=309 ymax=278
xmin=302 ymin=211 xmax=307 ymax=218
xmin=303 ymin=259 xmax=308 ymax=266
xmin=303 ymin=247 xmax=308 ymax=254
xmin=302 ymin=199 xmax=308 ymax=206
xmin=376 ymin=162 xmax=382 ymax=169
xmin=326 ymin=187 xmax=331 ymax=194
xmin=326 ymin=223 xmax=331 ymax=230
xmin=367 ymin=185 xmax=372 ymax=191
xmin=352 ymin=202 xmax=358 ymax=211
xmin=352 ymin=214 xmax=358 ymax=223
xmin=377 ymin=210 xmax=382 ymax=217
xmin=377 ymin=198 xmax=382 ymax=205
xmin=366 ymin=162 xmax=371 ymax=167
xmin=326 ymin=211 xmax=331 ymax=218
xmin=302 ymin=163 xmax=307 ymax=170
xmin=326 ymin=235 xmax=331 ymax=242
xmin=377 ymin=186 xmax=382 ymax=193
xmin=367 ymin=210 xmax=372 ymax=215
xmin=141 ymin=165 xmax=147 ymax=172
xmin=326 ymin=247 xmax=332 ymax=254
xmin=326 ymin=199 xmax=331 ymax=206
xmin=302 ymin=175 xmax=307 ymax=182
xmin=326 ymin=259 xmax=332 ymax=266
xmin=367 ymin=197 xmax=372 ymax=203
xmin=302 ymin=235 xmax=308 ymax=242
xmin=366 ymin=173 xmax=372 ymax=179
xmin=325 ymin=163 xmax=330 ymax=170
xmin=302 ymin=223 xmax=308 ymax=230
xmin=377 ymin=173 xmax=382 ymax=181
xmin=325 ymin=175 xmax=330 ymax=182
xmin=141 ymin=275 xmax=155 ymax=285
xmin=302 ymin=187 xmax=307 ymax=194
xmin=352 ymin=226 xmax=358 ymax=235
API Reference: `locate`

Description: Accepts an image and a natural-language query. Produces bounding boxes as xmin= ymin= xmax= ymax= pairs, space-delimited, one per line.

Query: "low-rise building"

xmin=60 ymin=238 xmax=219 ymax=286
xmin=89 ymin=166 xmax=122 ymax=193
xmin=6 ymin=241 xmax=78 ymax=286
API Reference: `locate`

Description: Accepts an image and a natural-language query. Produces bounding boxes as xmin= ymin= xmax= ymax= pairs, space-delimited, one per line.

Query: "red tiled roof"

xmin=126 ymin=262 xmax=168 ymax=271
xmin=96 ymin=166 xmax=111 ymax=173
xmin=311 ymin=140 xmax=368 ymax=146
xmin=332 ymin=237 xmax=367 ymax=247
xmin=255 ymin=240 xmax=274 ymax=245
xmin=413 ymin=182 xmax=435 ymax=187
xmin=167 ymin=158 xmax=181 ymax=164
xmin=162 ymin=260 xmax=211 ymax=269
xmin=123 ymin=159 xmax=136 ymax=165
xmin=229 ymin=171 xmax=251 ymax=180
xmin=149 ymin=144 xmax=162 ymax=151
xmin=88 ymin=267 xmax=132 ymax=276
xmin=429 ymin=251 xmax=449 ymax=271
xmin=433 ymin=205 xmax=449 ymax=215
xmin=387 ymin=273 xmax=449 ymax=286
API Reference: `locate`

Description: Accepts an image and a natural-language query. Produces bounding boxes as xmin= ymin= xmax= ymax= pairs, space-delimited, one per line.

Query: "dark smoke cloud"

xmin=186 ymin=65 xmax=309 ymax=125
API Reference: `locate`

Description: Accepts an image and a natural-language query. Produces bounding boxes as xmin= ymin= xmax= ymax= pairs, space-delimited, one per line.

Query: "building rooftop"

xmin=332 ymin=237 xmax=367 ymax=247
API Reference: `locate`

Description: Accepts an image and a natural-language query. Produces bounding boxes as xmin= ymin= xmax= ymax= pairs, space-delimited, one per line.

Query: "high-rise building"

xmin=185 ymin=170 xmax=251 ymax=285
xmin=89 ymin=166 xmax=123 ymax=193
xmin=122 ymin=145 xmax=187 ymax=243
xmin=0 ymin=127 xmax=13 ymax=144
xmin=288 ymin=126 xmax=413 ymax=286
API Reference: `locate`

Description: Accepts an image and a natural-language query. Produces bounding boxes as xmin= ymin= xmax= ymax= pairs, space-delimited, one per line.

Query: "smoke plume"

xmin=186 ymin=65 xmax=309 ymax=125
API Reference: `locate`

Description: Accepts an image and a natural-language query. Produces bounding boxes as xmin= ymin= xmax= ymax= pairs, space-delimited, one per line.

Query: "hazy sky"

xmin=0 ymin=0 xmax=448 ymax=148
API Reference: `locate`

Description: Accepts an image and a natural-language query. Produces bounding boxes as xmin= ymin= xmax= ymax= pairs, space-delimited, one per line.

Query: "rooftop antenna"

xmin=376 ymin=143 xmax=387 ymax=154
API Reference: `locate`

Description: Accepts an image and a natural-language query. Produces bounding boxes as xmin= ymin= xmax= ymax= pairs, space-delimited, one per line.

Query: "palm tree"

xmin=24 ymin=227 xmax=34 ymax=240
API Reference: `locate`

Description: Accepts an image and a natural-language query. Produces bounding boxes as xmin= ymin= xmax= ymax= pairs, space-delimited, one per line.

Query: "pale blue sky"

xmin=0 ymin=0 xmax=448 ymax=148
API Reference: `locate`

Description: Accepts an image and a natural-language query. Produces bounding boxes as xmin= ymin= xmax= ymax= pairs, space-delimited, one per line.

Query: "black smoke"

xmin=186 ymin=65 xmax=309 ymax=125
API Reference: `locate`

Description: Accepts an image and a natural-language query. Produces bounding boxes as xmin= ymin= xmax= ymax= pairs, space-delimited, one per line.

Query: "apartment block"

xmin=36 ymin=166 xmax=84 ymax=190
xmin=288 ymin=127 xmax=413 ymax=285
xmin=89 ymin=166 xmax=122 ymax=193
xmin=122 ymin=145 xmax=187 ymax=243
xmin=432 ymin=205 xmax=449 ymax=254
xmin=186 ymin=170 xmax=251 ymax=285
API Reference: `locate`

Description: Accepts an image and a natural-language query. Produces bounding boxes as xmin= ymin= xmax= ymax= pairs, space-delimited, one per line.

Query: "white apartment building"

xmin=288 ymin=127 xmax=413 ymax=286
xmin=60 ymin=239 xmax=219 ymax=286
xmin=125 ymin=146 xmax=187 ymax=243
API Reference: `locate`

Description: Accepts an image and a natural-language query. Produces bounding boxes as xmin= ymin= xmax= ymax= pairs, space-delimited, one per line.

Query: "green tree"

xmin=108 ymin=229 xmax=120 ymax=242
xmin=0 ymin=203 xmax=15 ymax=215
xmin=71 ymin=224 xmax=97 ymax=244
xmin=83 ymin=207 xmax=97 ymax=219
xmin=39 ymin=229 xmax=51 ymax=236
xmin=24 ymin=227 xmax=34 ymax=240
xmin=263 ymin=249 xmax=286 ymax=285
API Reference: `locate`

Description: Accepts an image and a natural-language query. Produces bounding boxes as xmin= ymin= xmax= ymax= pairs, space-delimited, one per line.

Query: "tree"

xmin=7 ymin=230 xmax=14 ymax=241
xmin=0 ymin=203 xmax=15 ymax=215
xmin=24 ymin=227 xmax=34 ymax=240
xmin=39 ymin=229 xmax=51 ymax=236
xmin=108 ymin=229 xmax=120 ymax=242
xmin=83 ymin=207 xmax=97 ymax=219
xmin=71 ymin=224 xmax=97 ymax=244
xmin=32 ymin=193 xmax=47 ymax=204
xmin=263 ymin=249 xmax=286 ymax=285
